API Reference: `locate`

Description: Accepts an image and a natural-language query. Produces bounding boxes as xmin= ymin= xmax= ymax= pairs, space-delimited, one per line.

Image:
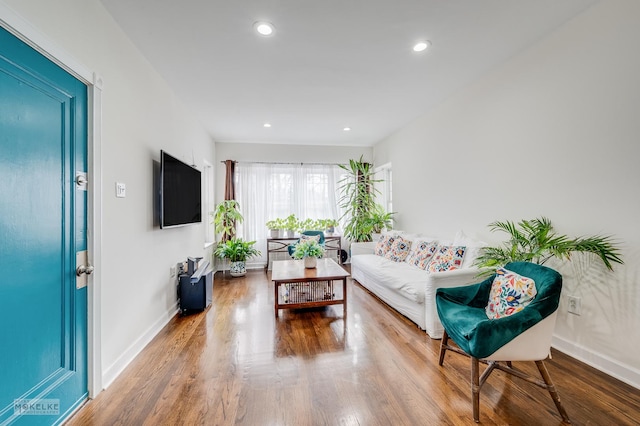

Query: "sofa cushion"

xmin=454 ymin=230 xmax=487 ymax=269
xmin=406 ymin=240 xmax=438 ymax=270
xmin=384 ymin=237 xmax=412 ymax=262
xmin=485 ymin=267 xmax=537 ymax=319
xmin=352 ymin=254 xmax=429 ymax=304
xmin=427 ymin=245 xmax=466 ymax=272
xmin=374 ymin=234 xmax=395 ymax=256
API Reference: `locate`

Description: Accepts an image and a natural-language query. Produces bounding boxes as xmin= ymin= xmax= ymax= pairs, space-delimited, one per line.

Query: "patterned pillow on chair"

xmin=384 ymin=237 xmax=412 ymax=262
xmin=374 ymin=234 xmax=395 ymax=256
xmin=427 ymin=245 xmax=466 ymax=272
xmin=300 ymin=234 xmax=320 ymax=243
xmin=406 ymin=240 xmax=438 ymax=270
xmin=486 ymin=267 xmax=537 ymax=319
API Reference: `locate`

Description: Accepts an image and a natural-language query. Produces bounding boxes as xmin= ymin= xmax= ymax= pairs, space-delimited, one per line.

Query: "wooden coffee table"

xmin=271 ymin=258 xmax=350 ymax=317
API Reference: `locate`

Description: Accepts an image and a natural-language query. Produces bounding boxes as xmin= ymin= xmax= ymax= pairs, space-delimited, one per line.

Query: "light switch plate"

xmin=116 ymin=182 xmax=126 ymax=198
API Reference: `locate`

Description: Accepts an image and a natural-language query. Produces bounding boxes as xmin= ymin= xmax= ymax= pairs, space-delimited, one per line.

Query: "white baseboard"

xmin=101 ymin=303 xmax=178 ymax=389
xmin=552 ymin=335 xmax=640 ymax=389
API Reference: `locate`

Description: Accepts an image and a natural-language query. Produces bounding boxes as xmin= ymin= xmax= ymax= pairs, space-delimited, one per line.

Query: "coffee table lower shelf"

xmin=276 ymin=281 xmax=345 ymax=312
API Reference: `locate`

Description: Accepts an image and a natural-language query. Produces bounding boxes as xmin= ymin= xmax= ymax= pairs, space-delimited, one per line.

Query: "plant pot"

xmin=304 ymin=257 xmax=317 ymax=269
xmin=285 ymin=230 xmax=295 ymax=238
xmin=325 ymin=227 xmax=335 ymax=236
xmin=230 ymin=260 xmax=246 ymax=277
xmin=269 ymin=229 xmax=282 ymax=239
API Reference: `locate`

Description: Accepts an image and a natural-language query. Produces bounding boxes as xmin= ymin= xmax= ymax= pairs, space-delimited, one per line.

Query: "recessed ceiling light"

xmin=413 ymin=41 xmax=431 ymax=52
xmin=254 ymin=21 xmax=275 ymax=36
xmin=263 ymin=123 xmax=272 ymax=128
xmin=343 ymin=127 xmax=351 ymax=132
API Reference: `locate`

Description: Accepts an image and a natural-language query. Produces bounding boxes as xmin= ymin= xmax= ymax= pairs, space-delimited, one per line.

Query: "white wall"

xmin=374 ymin=0 xmax=640 ymax=387
xmin=1 ymin=0 xmax=216 ymax=388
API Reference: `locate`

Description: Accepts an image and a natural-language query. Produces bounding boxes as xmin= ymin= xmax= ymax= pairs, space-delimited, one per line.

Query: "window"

xmin=375 ymin=162 xmax=393 ymax=214
xmin=235 ymin=162 xmax=344 ymax=265
xmin=203 ymin=160 xmax=214 ymax=246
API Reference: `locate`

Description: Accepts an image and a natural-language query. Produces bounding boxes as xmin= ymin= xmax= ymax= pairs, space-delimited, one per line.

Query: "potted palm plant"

xmin=474 ymin=217 xmax=623 ymax=276
xmin=338 ymin=156 xmax=382 ymax=242
xmin=292 ymin=239 xmax=325 ymax=268
xmin=214 ymin=238 xmax=261 ymax=277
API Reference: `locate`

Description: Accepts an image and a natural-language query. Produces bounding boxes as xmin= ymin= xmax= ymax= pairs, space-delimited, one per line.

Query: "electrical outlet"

xmin=170 ymin=266 xmax=176 ymax=278
xmin=567 ymin=296 xmax=581 ymax=315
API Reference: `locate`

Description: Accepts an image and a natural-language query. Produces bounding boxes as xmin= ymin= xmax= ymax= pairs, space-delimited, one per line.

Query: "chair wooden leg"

xmin=472 ymin=357 xmax=480 ymax=423
xmin=438 ymin=331 xmax=449 ymax=366
xmin=535 ymin=360 xmax=571 ymax=424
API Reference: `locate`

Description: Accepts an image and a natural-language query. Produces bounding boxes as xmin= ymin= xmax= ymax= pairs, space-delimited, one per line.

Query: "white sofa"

xmin=350 ymin=232 xmax=484 ymax=339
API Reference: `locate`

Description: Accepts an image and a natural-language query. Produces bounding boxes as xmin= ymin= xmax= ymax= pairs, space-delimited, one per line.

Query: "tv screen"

xmin=160 ymin=150 xmax=202 ymax=228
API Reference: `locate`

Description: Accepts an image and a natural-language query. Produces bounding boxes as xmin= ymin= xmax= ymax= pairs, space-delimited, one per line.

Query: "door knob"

xmin=76 ymin=264 xmax=94 ymax=276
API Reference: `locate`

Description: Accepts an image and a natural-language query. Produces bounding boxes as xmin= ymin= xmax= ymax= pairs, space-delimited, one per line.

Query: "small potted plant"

xmin=324 ymin=218 xmax=339 ymax=235
xmin=214 ymin=238 xmax=261 ymax=277
xmin=365 ymin=204 xmax=395 ymax=240
xmin=292 ymin=239 xmax=325 ymax=269
xmin=283 ymin=214 xmax=299 ymax=238
xmin=266 ymin=218 xmax=285 ymax=238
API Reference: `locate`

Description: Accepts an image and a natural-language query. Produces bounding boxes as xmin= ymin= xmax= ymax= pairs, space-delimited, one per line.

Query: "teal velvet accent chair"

xmin=287 ymin=230 xmax=325 ymax=257
xmin=435 ymin=261 xmax=570 ymax=424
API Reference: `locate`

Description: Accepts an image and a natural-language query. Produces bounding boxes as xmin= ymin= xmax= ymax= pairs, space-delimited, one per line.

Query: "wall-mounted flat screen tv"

xmin=160 ymin=150 xmax=202 ymax=228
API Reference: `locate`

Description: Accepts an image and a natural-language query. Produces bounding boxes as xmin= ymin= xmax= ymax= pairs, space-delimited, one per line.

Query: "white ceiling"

xmin=99 ymin=0 xmax=597 ymax=147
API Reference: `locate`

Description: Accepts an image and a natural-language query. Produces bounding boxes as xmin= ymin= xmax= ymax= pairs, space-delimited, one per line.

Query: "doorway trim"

xmin=0 ymin=2 xmax=104 ymax=398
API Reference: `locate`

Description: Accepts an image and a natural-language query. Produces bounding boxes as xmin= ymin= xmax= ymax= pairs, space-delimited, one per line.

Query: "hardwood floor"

xmin=68 ymin=268 xmax=640 ymax=425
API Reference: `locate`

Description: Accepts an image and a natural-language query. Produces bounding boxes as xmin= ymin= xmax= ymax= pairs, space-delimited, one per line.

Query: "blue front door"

xmin=0 ymin=26 xmax=88 ymax=425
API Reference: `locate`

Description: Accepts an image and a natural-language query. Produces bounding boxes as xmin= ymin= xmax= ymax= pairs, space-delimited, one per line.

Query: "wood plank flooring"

xmin=68 ymin=267 xmax=640 ymax=425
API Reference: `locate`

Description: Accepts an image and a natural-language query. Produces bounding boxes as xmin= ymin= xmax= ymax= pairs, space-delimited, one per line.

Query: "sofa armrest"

xmin=350 ymin=241 xmax=376 ymax=256
xmin=428 ymin=268 xmax=482 ymax=289
xmin=423 ymin=267 xmax=483 ymax=339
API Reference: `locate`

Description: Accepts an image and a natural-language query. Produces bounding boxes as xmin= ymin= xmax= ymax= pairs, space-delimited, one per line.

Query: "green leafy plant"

xmin=339 ymin=156 xmax=382 ymax=242
xmin=266 ymin=218 xmax=285 ymax=230
xmin=283 ymin=214 xmax=299 ymax=232
xmin=214 ymin=238 xmax=261 ymax=262
xmin=365 ymin=203 xmax=395 ymax=234
xmin=474 ymin=217 xmax=623 ymax=275
xmin=297 ymin=218 xmax=317 ymax=232
xmin=292 ymin=239 xmax=325 ymax=259
xmin=323 ymin=218 xmax=339 ymax=229
xmin=211 ymin=200 xmax=243 ymax=242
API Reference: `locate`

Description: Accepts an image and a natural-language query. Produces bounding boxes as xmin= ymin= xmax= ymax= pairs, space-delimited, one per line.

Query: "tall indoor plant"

xmin=214 ymin=238 xmax=261 ymax=277
xmin=211 ymin=200 xmax=243 ymax=242
xmin=474 ymin=217 xmax=623 ymax=276
xmin=338 ymin=156 xmax=382 ymax=242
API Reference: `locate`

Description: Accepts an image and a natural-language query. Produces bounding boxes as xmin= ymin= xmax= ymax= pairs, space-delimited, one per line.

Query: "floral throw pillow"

xmin=300 ymin=234 xmax=320 ymax=243
xmin=427 ymin=245 xmax=466 ymax=273
xmin=384 ymin=237 xmax=412 ymax=262
xmin=406 ymin=240 xmax=438 ymax=270
xmin=375 ymin=234 xmax=395 ymax=256
xmin=485 ymin=268 xmax=538 ymax=319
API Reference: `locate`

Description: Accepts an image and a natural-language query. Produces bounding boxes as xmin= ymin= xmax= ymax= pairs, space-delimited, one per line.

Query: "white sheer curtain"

xmin=235 ymin=162 xmax=345 ymax=266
